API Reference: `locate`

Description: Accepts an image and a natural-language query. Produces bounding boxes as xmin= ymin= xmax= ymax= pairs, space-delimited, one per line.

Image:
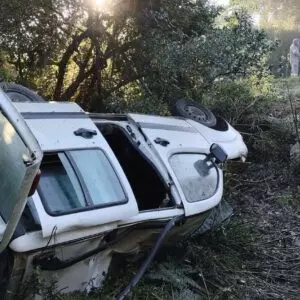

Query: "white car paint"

xmin=128 ymin=114 xmax=226 ymax=216
xmin=128 ymin=113 xmax=248 ymax=159
xmin=10 ymin=102 xmax=247 ymax=241
xmin=9 ymin=221 xmax=116 ymax=252
xmin=15 ymin=101 xmax=85 ymax=113
xmin=186 ymin=119 xmax=248 ymax=159
xmin=13 ymin=103 xmax=139 ymax=237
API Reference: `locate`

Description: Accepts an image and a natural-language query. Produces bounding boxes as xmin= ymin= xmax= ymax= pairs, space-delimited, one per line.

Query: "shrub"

xmin=201 ymin=79 xmax=275 ymax=124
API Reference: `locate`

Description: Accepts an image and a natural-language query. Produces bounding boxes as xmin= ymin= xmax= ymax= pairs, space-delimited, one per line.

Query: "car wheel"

xmin=171 ymin=99 xmax=217 ymax=128
xmin=0 ymin=82 xmax=46 ymax=103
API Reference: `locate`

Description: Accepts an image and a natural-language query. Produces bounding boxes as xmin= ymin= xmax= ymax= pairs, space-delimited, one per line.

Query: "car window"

xmin=38 ymin=149 xmax=126 ymax=215
xmin=0 ymin=111 xmax=29 ymax=222
xmin=38 ymin=153 xmax=87 ymax=214
xmin=69 ymin=150 xmax=126 ymax=206
xmin=169 ymin=153 xmax=218 ymax=203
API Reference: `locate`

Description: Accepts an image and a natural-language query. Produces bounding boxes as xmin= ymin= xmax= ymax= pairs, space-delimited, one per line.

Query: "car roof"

xmin=13 ymin=102 xmax=105 ymax=151
xmin=14 ymin=102 xmax=84 ymax=115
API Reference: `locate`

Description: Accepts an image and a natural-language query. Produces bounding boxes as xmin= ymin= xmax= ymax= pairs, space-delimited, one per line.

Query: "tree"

xmin=231 ymin=0 xmax=300 ymax=75
xmin=0 ymin=0 xmax=276 ymax=112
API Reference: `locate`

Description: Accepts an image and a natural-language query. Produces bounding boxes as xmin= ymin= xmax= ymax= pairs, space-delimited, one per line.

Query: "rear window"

xmin=169 ymin=153 xmax=219 ymax=202
xmin=38 ymin=149 xmax=126 ymax=215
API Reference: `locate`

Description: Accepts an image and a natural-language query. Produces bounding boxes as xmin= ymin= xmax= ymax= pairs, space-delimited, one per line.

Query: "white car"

xmin=0 ymin=83 xmax=247 ymax=298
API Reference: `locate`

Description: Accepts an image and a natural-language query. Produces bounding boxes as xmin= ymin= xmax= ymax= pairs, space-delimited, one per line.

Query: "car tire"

xmin=0 ymin=82 xmax=46 ymax=103
xmin=171 ymin=99 xmax=217 ymax=128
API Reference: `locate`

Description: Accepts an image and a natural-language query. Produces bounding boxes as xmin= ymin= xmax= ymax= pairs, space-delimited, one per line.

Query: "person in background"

xmin=290 ymin=38 xmax=300 ymax=77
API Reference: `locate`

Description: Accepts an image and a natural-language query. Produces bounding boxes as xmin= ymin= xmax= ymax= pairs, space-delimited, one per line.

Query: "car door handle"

xmin=154 ymin=137 xmax=170 ymax=147
xmin=74 ymin=128 xmax=97 ymax=139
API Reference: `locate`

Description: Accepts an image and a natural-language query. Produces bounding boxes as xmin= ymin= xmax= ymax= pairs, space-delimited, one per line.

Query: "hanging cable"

xmin=116 ymin=215 xmax=184 ymax=300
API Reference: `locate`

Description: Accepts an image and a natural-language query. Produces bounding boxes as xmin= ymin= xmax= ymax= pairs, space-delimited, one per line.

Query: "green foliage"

xmin=106 ymin=93 xmax=170 ymax=115
xmin=0 ymin=51 xmax=17 ymax=81
xmin=276 ymin=194 xmax=300 ymax=210
xmin=139 ymin=8 xmax=276 ymax=105
xmin=148 ymin=262 xmax=205 ymax=294
xmin=201 ymin=77 xmax=275 ymax=124
xmin=231 ymin=0 xmax=300 ymax=76
xmin=18 ymin=267 xmax=61 ymax=299
xmin=0 ymin=0 xmax=276 ymax=112
xmin=249 ymin=124 xmax=294 ymax=161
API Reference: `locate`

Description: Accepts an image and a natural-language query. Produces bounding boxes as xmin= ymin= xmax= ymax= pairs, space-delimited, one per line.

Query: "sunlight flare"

xmin=94 ymin=0 xmax=109 ymax=11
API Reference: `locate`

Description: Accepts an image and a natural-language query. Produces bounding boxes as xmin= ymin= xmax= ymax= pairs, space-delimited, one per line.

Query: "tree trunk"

xmin=60 ymin=46 xmax=93 ymax=100
xmin=53 ymin=30 xmax=90 ymax=100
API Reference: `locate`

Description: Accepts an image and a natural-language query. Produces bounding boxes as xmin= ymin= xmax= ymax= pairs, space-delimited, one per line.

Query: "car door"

xmin=0 ymin=89 xmax=42 ymax=254
xmin=12 ymin=102 xmax=139 ymax=238
xmin=128 ymin=113 xmax=224 ymax=217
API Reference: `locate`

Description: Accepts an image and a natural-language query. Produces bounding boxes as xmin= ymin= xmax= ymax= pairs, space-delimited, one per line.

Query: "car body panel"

xmin=128 ymin=113 xmax=248 ymax=160
xmin=14 ymin=101 xmax=85 ymax=114
xmin=13 ymin=103 xmax=139 ymax=238
xmin=9 ymin=219 xmax=117 ymax=252
xmin=8 ymin=212 xmax=209 ymax=295
xmin=0 ymin=89 xmax=42 ymax=253
xmin=186 ymin=119 xmax=248 ymax=159
xmin=128 ymin=113 xmax=225 ymax=216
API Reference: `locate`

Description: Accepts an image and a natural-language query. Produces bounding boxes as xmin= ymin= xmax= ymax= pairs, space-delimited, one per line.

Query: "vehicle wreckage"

xmin=0 ymin=83 xmax=248 ymax=299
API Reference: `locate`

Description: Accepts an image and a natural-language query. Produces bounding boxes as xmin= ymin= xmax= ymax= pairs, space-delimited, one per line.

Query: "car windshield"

xmin=169 ymin=153 xmax=218 ymax=202
xmin=38 ymin=149 xmax=126 ymax=215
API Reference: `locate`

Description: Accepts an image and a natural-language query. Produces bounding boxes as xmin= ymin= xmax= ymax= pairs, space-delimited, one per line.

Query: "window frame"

xmin=169 ymin=152 xmax=220 ymax=203
xmin=38 ymin=147 xmax=129 ymax=216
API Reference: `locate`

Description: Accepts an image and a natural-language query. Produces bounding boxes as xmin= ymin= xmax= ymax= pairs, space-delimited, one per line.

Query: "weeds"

xmin=18 ymin=267 xmax=61 ymax=300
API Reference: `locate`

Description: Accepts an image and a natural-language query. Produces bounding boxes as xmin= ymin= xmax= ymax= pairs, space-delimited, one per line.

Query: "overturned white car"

xmin=0 ymin=83 xmax=247 ymax=298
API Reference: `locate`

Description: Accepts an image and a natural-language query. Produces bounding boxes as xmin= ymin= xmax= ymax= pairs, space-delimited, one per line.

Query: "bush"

xmin=103 ymin=83 xmax=170 ymax=115
xmin=201 ymin=79 xmax=275 ymax=124
xmin=0 ymin=51 xmax=17 ymax=82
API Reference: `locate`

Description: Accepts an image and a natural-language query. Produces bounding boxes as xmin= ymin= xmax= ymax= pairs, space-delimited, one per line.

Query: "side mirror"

xmin=209 ymin=143 xmax=227 ymax=164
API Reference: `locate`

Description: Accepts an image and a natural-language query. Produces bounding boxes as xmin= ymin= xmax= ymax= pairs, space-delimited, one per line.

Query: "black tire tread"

xmin=171 ymin=98 xmax=217 ymax=127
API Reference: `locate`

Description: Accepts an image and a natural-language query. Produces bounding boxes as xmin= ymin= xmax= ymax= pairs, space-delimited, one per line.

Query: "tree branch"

xmin=53 ymin=29 xmax=91 ymax=100
xmin=60 ymin=46 xmax=93 ymax=100
xmin=105 ymin=73 xmax=145 ymax=98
